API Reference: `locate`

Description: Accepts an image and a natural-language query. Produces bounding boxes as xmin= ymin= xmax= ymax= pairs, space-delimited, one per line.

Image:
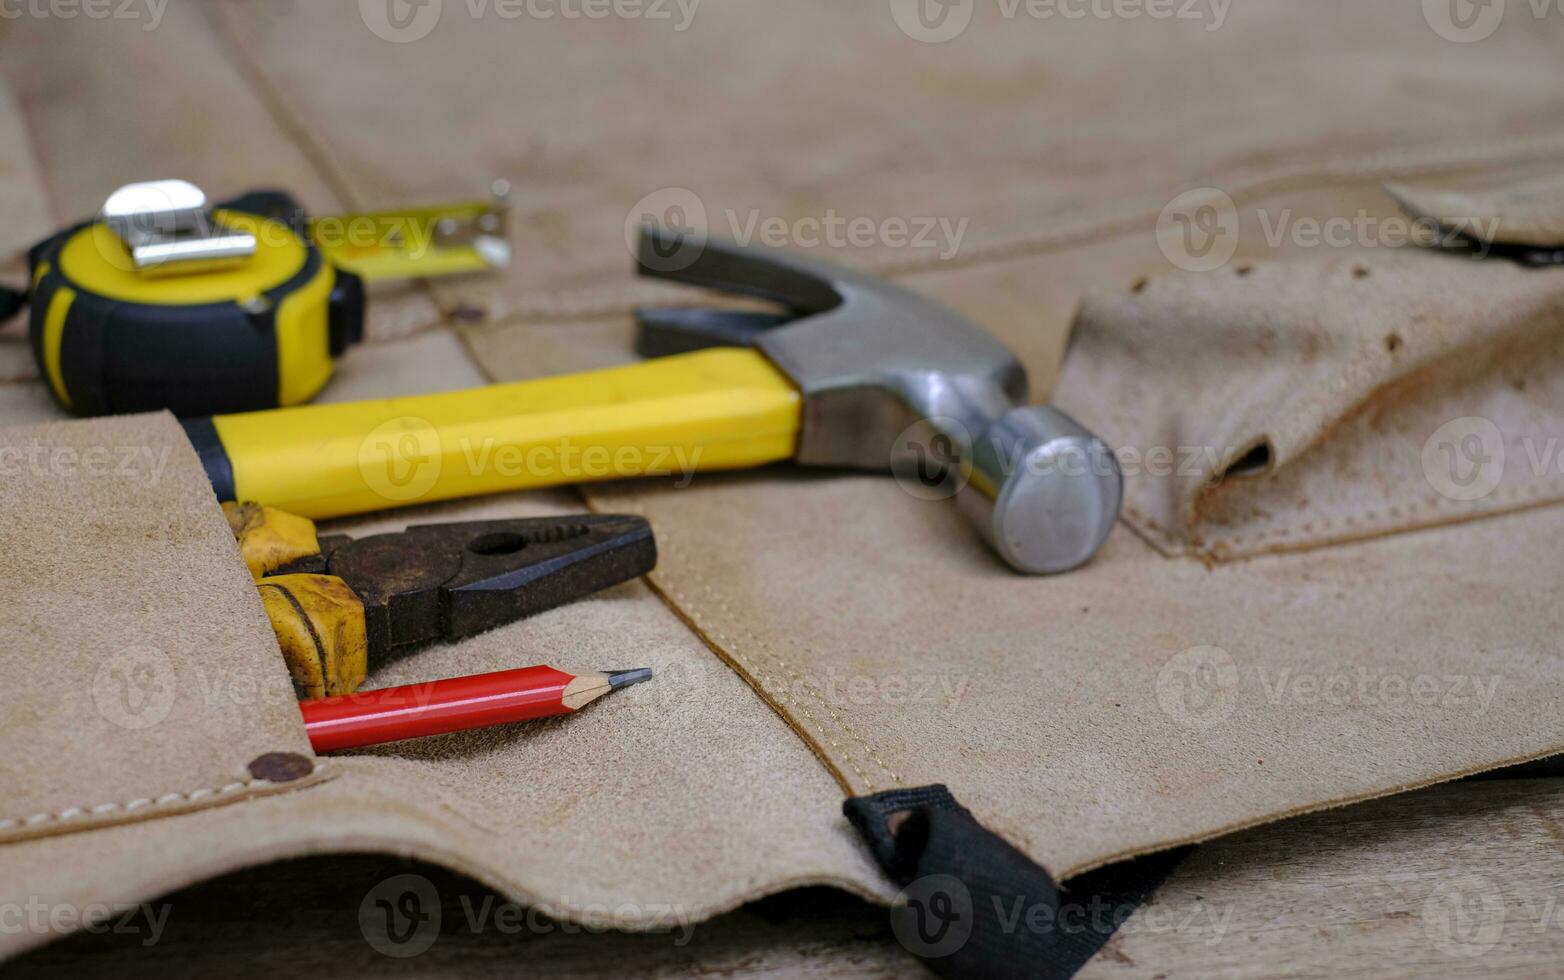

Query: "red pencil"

xmin=299 ymin=665 xmax=653 ymax=752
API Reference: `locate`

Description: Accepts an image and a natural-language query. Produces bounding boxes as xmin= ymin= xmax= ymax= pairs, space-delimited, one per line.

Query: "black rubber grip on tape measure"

xmin=90 ymin=291 xmax=277 ymax=417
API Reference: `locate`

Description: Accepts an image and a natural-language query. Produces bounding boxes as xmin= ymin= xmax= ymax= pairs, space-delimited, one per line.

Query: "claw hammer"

xmin=184 ymin=229 xmax=1122 ymax=574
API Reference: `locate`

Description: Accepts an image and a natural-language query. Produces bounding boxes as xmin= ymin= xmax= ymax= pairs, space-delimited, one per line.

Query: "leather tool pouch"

xmin=5 ymin=6 xmax=1564 ymax=978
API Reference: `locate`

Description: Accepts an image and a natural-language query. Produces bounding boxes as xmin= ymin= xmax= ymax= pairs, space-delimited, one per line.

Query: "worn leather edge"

xmin=1055 ymin=742 xmax=1564 ymax=881
xmin=1386 ymin=174 xmax=1564 ymax=249
xmin=0 ymin=761 xmax=893 ymax=962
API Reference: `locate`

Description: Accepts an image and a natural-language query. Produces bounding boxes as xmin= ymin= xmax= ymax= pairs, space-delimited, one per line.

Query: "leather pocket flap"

xmin=1056 ymin=250 xmax=1564 ymax=560
xmin=1388 ymin=170 xmax=1564 ymax=250
xmin=0 ymin=414 xmax=328 ymax=844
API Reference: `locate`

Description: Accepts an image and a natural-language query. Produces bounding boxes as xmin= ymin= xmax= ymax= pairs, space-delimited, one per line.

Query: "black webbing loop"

xmin=846 ymin=785 xmax=1189 ymax=980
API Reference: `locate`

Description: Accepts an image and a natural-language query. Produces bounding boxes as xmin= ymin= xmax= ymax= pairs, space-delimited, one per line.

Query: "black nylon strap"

xmin=845 ymin=784 xmax=968 ymax=878
xmin=846 ymin=785 xmax=1189 ymax=980
xmin=0 ymin=284 xmax=25 ymax=322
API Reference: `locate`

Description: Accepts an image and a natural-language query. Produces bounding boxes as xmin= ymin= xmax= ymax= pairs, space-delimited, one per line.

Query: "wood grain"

xmin=1081 ymin=777 xmax=1564 ymax=980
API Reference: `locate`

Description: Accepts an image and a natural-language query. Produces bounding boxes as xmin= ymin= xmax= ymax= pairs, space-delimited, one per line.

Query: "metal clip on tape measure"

xmin=16 ymin=179 xmax=510 ymax=418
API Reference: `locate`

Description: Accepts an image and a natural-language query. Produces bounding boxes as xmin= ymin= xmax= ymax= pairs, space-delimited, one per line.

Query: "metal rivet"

xmin=248 ymin=752 xmax=314 ymax=783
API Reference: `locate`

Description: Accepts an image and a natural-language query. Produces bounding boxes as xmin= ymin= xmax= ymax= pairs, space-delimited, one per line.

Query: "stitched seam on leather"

xmin=609 ymin=504 xmax=902 ymax=793
xmin=206 ymin=3 xmax=362 ymax=211
xmin=0 ymin=762 xmax=329 ymax=835
xmin=1 ymin=77 xmax=64 ymax=228
xmin=657 ymin=574 xmax=875 ymax=788
xmin=1202 ymin=478 xmax=1564 ymax=552
xmin=658 ymin=560 xmax=902 ymax=793
xmin=866 ymin=133 xmax=1564 ymax=281
xmin=470 ymin=135 xmax=1564 ymax=322
xmin=586 ymin=493 xmax=884 ymax=790
xmin=680 ymin=576 xmax=905 ymax=791
xmin=1126 ymin=477 xmax=1564 ymax=559
xmin=1121 ymin=505 xmax=1192 ymax=557
xmin=666 ymin=585 xmax=880 ymax=791
xmin=563 ymin=422 xmax=904 ymax=792
xmin=205 ymin=2 xmax=455 ymax=337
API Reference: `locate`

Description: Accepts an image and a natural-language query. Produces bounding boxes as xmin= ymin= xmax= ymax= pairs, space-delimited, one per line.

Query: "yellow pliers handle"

xmin=224 ymin=502 xmax=368 ymax=698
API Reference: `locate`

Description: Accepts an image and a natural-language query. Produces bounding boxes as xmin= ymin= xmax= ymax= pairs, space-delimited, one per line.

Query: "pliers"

xmin=224 ymin=503 xmax=657 ymax=697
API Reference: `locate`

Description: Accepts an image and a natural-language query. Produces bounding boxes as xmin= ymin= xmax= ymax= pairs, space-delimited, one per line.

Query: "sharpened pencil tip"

xmin=606 ymin=668 xmax=654 ymax=690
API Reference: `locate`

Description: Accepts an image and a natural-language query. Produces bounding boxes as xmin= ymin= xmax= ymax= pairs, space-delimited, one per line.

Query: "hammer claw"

xmin=634 ymin=307 xmax=793 ymax=359
xmin=637 ymin=226 xmax=843 ymax=312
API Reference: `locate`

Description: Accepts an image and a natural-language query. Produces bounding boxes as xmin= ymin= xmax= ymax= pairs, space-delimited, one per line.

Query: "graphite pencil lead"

xmin=606 ymin=668 xmax=654 ymax=690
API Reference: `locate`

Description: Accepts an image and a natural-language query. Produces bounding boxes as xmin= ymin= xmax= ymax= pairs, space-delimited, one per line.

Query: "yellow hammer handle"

xmin=207 ymin=348 xmax=803 ymax=520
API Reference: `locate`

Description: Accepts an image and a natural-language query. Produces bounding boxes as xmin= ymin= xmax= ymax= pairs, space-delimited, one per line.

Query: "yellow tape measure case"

xmin=26 ymin=189 xmax=364 ymax=418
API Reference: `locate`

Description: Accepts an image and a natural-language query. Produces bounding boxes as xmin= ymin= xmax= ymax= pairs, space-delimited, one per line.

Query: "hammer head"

xmin=635 ymin=228 xmax=1122 ymax=575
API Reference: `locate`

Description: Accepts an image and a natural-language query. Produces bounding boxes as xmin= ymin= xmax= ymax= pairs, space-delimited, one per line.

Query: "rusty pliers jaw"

xmin=315 ymin=515 xmax=656 ymax=660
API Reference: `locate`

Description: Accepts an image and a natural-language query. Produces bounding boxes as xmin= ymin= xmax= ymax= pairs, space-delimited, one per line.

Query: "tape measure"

xmin=12 ymin=179 xmax=510 ymax=418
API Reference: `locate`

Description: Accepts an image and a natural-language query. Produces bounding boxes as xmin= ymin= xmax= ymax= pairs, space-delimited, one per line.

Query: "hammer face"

xmin=958 ymin=407 xmax=1124 ymax=575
